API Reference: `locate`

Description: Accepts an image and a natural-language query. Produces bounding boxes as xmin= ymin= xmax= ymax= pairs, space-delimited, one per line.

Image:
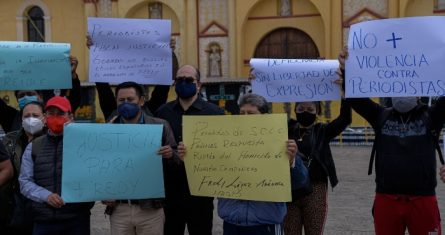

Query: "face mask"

xmin=118 ymin=102 xmax=141 ymax=120
xmin=46 ymin=116 xmax=68 ymax=135
xmin=392 ymin=97 xmax=417 ymax=113
xmin=297 ymin=112 xmax=317 ymax=127
xmin=22 ymin=117 xmax=44 ymax=135
xmin=18 ymin=96 xmax=38 ymax=109
xmin=175 ymin=81 xmax=197 ymax=99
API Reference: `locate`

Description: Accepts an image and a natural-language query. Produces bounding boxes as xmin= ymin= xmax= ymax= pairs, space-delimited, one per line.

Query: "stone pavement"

xmin=91 ymin=146 xmax=445 ymax=235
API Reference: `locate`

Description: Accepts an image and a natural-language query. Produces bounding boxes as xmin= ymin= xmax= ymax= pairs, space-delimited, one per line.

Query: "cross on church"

xmin=386 ymin=32 xmax=402 ymax=48
xmin=209 ymin=84 xmax=235 ymax=101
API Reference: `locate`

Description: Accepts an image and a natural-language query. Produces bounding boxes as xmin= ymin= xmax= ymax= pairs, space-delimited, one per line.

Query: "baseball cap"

xmin=45 ymin=96 xmax=72 ymax=113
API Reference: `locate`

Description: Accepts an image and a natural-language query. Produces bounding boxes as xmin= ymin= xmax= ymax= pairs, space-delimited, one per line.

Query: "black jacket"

xmin=349 ymin=98 xmax=445 ymax=195
xmin=288 ymin=100 xmax=351 ymax=188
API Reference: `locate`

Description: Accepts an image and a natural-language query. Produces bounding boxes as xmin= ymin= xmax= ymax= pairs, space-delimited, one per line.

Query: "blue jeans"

xmin=223 ymin=221 xmax=284 ymax=235
xmin=32 ymin=216 xmax=90 ymax=235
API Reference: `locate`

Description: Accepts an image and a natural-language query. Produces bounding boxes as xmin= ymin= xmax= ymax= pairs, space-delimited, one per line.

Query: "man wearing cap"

xmin=18 ymin=96 xmax=94 ymax=235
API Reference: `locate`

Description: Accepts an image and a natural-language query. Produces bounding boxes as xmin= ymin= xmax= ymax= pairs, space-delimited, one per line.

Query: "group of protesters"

xmin=1 ymin=36 xmax=445 ymax=235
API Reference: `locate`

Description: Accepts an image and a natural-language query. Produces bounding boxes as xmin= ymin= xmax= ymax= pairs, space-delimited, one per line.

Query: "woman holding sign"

xmin=178 ymin=93 xmax=308 ymax=235
xmin=284 ymin=97 xmax=351 ymax=234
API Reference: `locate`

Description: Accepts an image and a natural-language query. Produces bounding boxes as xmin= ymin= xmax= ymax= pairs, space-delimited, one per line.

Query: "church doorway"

xmin=253 ymin=27 xmax=321 ymax=119
xmin=254 ymin=27 xmax=319 ymax=59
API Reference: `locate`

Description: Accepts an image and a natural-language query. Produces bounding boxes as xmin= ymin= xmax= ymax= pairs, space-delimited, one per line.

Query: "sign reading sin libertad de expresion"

xmin=251 ymin=58 xmax=341 ymax=102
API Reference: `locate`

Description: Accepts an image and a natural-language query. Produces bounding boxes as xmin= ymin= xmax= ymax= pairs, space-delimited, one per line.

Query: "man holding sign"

xmin=104 ymin=81 xmax=178 ymax=235
xmin=340 ymin=25 xmax=445 ymax=234
xmin=19 ymin=96 xmax=94 ymax=235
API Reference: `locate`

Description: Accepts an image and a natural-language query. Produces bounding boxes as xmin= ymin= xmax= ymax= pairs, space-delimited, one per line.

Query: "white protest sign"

xmin=88 ymin=17 xmax=172 ymax=85
xmin=346 ymin=16 xmax=445 ymax=98
xmin=250 ymin=59 xmax=341 ymax=102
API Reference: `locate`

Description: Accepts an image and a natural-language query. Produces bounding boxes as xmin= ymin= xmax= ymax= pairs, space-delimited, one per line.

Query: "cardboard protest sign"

xmin=183 ymin=114 xmax=291 ymax=202
xmin=62 ymin=123 xmax=164 ymax=202
xmin=346 ymin=16 xmax=445 ymax=98
xmin=88 ymin=17 xmax=172 ymax=85
xmin=251 ymin=58 xmax=341 ymax=102
xmin=0 ymin=41 xmax=71 ymax=90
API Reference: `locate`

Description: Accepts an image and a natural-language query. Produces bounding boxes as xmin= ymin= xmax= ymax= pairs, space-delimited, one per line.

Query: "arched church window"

xmin=26 ymin=6 xmax=45 ymax=42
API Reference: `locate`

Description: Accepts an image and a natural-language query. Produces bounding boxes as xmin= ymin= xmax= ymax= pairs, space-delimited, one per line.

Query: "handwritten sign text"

xmin=183 ymin=114 xmax=291 ymax=202
xmin=62 ymin=123 xmax=164 ymax=202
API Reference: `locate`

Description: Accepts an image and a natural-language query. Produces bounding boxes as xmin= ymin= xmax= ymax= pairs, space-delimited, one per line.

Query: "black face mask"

xmin=297 ymin=112 xmax=316 ymax=127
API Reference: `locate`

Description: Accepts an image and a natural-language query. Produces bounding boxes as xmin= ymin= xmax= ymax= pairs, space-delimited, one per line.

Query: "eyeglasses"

xmin=175 ymin=76 xmax=196 ymax=84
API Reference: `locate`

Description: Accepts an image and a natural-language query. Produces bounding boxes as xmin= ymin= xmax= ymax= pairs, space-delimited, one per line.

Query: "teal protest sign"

xmin=62 ymin=123 xmax=164 ymax=202
xmin=0 ymin=41 xmax=71 ymax=90
xmin=346 ymin=16 xmax=445 ymax=98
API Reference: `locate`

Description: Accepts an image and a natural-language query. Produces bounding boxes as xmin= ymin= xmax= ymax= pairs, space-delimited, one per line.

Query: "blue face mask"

xmin=117 ymin=102 xmax=141 ymax=120
xmin=18 ymin=96 xmax=38 ymax=109
xmin=175 ymin=81 xmax=197 ymax=99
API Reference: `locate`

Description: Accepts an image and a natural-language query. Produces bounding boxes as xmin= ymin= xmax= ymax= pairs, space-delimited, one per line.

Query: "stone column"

xmin=228 ymin=0 xmax=237 ymax=77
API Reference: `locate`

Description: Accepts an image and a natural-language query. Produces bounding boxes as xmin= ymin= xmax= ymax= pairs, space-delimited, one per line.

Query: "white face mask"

xmin=391 ymin=97 xmax=418 ymax=113
xmin=22 ymin=117 xmax=44 ymax=135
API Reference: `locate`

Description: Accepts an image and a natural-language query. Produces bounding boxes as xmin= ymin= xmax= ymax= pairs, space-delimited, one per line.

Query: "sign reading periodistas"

xmin=0 ymin=41 xmax=71 ymax=90
xmin=183 ymin=114 xmax=291 ymax=202
xmin=346 ymin=16 xmax=445 ymax=98
xmin=62 ymin=123 xmax=164 ymax=202
xmin=88 ymin=17 xmax=172 ymax=85
xmin=250 ymin=59 xmax=341 ymax=102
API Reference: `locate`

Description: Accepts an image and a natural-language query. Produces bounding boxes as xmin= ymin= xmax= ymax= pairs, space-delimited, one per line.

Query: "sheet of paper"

xmin=62 ymin=123 xmax=164 ymax=202
xmin=0 ymin=41 xmax=71 ymax=90
xmin=183 ymin=114 xmax=291 ymax=202
xmin=346 ymin=16 xmax=445 ymax=98
xmin=88 ymin=17 xmax=172 ymax=85
xmin=251 ymin=58 xmax=340 ymax=102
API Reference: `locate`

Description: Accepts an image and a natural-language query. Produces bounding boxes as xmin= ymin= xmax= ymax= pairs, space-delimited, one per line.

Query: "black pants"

xmin=164 ymin=196 xmax=214 ymax=235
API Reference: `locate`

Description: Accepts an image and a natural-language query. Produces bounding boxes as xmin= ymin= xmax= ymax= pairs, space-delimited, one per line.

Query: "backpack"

xmin=368 ymin=107 xmax=444 ymax=175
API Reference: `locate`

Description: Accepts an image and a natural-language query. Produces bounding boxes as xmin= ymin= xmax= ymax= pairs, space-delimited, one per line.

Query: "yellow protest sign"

xmin=183 ymin=114 xmax=291 ymax=202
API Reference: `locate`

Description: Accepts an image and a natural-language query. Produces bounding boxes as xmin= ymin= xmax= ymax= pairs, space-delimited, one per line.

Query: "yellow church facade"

xmin=0 ymin=0 xmax=444 ymax=125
